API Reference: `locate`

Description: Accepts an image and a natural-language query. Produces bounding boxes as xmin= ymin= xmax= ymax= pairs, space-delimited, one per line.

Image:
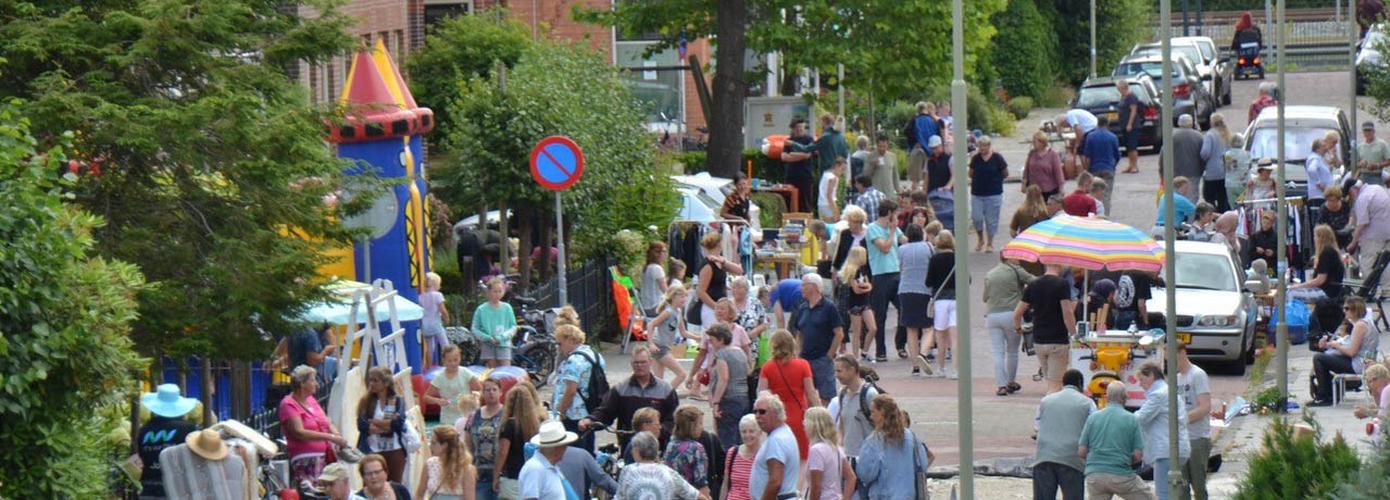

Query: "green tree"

xmin=0 ymin=0 xmax=364 ymax=360
xmin=405 ymin=10 xmax=531 ymax=150
xmin=1043 ymin=0 xmax=1152 ymax=84
xmin=577 ymin=1 xmax=1005 ymax=174
xmin=1235 ymin=416 xmax=1361 ymax=500
xmin=435 ymin=42 xmax=678 ymax=286
xmin=991 ymin=0 xmax=1059 ymax=100
xmin=0 ymin=102 xmax=147 ymax=497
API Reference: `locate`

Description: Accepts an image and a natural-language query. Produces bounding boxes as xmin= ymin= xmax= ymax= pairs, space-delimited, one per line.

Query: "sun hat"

xmin=185 ymin=429 xmax=229 ymax=461
xmin=529 ymin=421 xmax=579 ymax=448
xmin=141 ymin=384 xmax=198 ymax=418
xmin=317 ymin=462 xmax=351 ymax=483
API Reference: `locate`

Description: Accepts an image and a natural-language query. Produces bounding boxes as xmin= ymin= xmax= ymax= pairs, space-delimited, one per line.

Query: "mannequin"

xmin=160 ymin=430 xmax=249 ymax=500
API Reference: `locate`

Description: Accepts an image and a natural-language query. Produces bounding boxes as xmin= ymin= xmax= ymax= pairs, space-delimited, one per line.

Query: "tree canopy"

xmin=405 ymin=11 xmax=531 ymax=150
xmin=0 ymin=101 xmax=147 ymax=497
xmin=0 ymin=0 xmax=366 ymax=360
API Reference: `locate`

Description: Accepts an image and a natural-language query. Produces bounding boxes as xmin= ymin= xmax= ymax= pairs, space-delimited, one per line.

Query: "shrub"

xmin=1007 ymin=97 xmax=1035 ymax=120
xmin=751 ymin=192 xmax=786 ymax=228
xmin=991 ymin=0 xmax=1058 ymax=100
xmin=1038 ymin=82 xmax=1077 ymax=109
xmin=988 ymin=105 xmax=1018 ymax=137
xmin=1234 ymin=416 xmax=1360 ymax=500
xmin=1334 ymin=438 xmax=1390 ymax=499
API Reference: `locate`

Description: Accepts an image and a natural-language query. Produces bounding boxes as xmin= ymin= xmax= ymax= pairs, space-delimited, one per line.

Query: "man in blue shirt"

xmin=769 ymin=278 xmax=804 ymax=328
xmin=907 ymin=102 xmax=942 ymax=192
xmin=795 ymin=273 xmax=844 ymax=402
xmin=1155 ymin=176 xmax=1198 ymax=236
xmin=1083 ymin=116 xmax=1123 ymax=213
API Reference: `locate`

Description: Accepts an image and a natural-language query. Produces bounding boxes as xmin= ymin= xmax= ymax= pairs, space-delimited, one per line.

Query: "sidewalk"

xmin=1206 ymin=336 xmax=1385 ymax=497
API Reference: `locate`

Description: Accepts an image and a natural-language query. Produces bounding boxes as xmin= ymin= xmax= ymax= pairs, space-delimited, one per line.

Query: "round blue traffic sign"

xmin=530 ymin=136 xmax=585 ymax=191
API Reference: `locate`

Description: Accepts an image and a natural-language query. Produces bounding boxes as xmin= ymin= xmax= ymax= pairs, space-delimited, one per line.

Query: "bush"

xmin=1007 ymin=97 xmax=1035 ymax=120
xmin=1038 ymin=83 xmax=1077 ymax=109
xmin=988 ymin=105 xmax=1018 ymax=137
xmin=1235 ymin=416 xmax=1360 ymax=500
xmin=751 ymin=192 xmax=786 ymax=228
xmin=991 ymin=0 xmax=1058 ymax=101
xmin=1334 ymin=438 xmax=1390 ymax=499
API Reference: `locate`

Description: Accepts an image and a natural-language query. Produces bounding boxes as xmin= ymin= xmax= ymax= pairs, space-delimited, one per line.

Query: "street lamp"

xmin=1159 ymin=0 xmax=1184 ymax=496
xmin=951 ymin=0 xmax=974 ymax=497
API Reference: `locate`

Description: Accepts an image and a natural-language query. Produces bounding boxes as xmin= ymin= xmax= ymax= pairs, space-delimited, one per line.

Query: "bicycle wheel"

xmin=516 ymin=340 xmax=557 ymax=385
xmin=446 ymin=326 xmax=481 ymax=366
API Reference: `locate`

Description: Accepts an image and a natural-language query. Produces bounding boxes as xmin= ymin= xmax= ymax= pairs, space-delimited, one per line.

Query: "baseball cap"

xmin=927 ymin=136 xmax=943 ymax=148
xmin=1364 ymin=121 xmax=1376 ymax=131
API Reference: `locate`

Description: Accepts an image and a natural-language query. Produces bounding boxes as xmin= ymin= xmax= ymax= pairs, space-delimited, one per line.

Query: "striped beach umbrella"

xmin=1002 ymin=215 xmax=1165 ymax=273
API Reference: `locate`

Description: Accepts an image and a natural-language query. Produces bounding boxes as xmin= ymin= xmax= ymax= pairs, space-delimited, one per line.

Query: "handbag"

xmin=910 ymin=430 xmax=930 ymax=500
xmin=925 ymin=265 xmax=956 ymax=320
xmin=687 ymin=299 xmax=704 ymax=327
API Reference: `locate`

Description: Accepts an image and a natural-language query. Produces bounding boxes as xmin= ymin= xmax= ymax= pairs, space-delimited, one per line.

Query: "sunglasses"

xmin=754 ymin=409 xmax=769 ymax=415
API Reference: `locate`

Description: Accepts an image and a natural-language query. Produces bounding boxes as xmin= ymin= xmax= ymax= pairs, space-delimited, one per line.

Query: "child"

xmin=842 ymin=246 xmax=876 ymax=361
xmin=819 ymin=158 xmax=847 ymax=222
xmin=1089 ymin=180 xmax=1109 ymax=218
xmin=471 ymin=277 xmax=516 ymax=368
xmin=669 ymin=260 xmax=688 ymax=289
xmin=649 ymin=284 xmax=690 ymax=388
xmin=420 ymin=272 xmax=449 ymax=368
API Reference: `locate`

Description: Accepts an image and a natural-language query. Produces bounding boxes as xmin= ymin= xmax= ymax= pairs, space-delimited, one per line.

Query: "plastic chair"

xmin=1342 ymin=250 xmax=1390 ymax=332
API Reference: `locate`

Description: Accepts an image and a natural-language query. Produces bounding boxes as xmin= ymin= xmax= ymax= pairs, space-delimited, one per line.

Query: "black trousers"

xmin=1312 ymin=352 xmax=1355 ymax=401
xmin=788 ymin=174 xmax=816 ymax=216
xmin=1203 ymin=178 xmax=1230 ymax=213
xmin=870 ymin=273 xmax=900 ymax=358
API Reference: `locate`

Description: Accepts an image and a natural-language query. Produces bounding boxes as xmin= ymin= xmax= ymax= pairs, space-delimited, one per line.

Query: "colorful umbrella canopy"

xmin=1002 ymin=215 xmax=1165 ymax=273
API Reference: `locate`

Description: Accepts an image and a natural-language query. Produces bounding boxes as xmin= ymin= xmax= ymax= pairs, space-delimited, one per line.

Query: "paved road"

xmin=591 ymin=71 xmax=1375 ymax=475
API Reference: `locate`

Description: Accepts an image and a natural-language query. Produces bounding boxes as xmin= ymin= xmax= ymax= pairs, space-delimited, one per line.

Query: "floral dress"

xmin=663 ymin=438 xmax=710 ymax=489
xmin=735 ymin=297 xmax=769 ymax=364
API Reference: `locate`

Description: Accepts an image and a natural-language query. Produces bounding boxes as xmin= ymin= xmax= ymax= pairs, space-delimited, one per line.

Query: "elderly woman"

xmin=1024 ymin=131 xmax=1065 ymax=200
xmin=1321 ymin=186 xmax=1355 ymax=249
xmin=358 ymin=453 xmax=412 ymax=499
xmin=1209 ymin=211 xmax=1241 ymax=255
xmin=969 ymin=135 xmax=1008 ymax=253
xmin=618 ymin=432 xmax=700 ymax=500
xmin=1354 ymin=364 xmax=1390 ymax=441
xmin=719 ymin=414 xmax=764 ymax=500
xmin=357 ymin=366 xmax=409 ymax=482
xmin=832 ymin=205 xmax=872 ymax=275
xmin=1309 ymin=297 xmax=1379 ymax=406
xmin=279 ymin=365 xmax=348 ymax=487
xmin=730 ymin=276 xmax=770 ymax=360
xmin=855 ymin=395 xmax=930 ymax=500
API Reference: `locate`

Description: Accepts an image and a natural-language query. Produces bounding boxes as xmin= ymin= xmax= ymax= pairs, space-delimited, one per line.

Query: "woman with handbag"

xmin=855 ymin=395 xmax=931 ymax=500
xmin=280 ymin=365 xmax=349 ymax=488
xmin=757 ymin=329 xmax=821 ymax=459
xmin=357 ymin=366 xmax=413 ymax=483
xmin=983 ymin=255 xmax=1035 ymax=396
xmin=924 ymin=231 xmax=959 ymax=379
xmin=689 ymin=231 xmax=743 ymax=398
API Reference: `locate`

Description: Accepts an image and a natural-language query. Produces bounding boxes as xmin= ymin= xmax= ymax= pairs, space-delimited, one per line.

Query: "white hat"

xmin=927 ymin=135 xmax=943 ymax=148
xmin=529 ymin=421 xmax=579 ymax=448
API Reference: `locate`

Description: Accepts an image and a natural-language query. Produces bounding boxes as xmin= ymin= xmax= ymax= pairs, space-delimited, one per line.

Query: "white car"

xmin=1147 ymin=241 xmax=1258 ymax=373
xmin=1242 ymin=105 xmax=1352 ymax=196
xmin=670 ymin=173 xmax=761 ymax=232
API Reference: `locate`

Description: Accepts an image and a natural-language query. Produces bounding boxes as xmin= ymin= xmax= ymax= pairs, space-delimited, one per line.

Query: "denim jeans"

xmin=475 ymin=475 xmax=499 ymax=500
xmin=870 ymin=272 xmax=900 ymax=358
xmin=1031 ymin=461 xmax=1084 ymax=500
xmin=986 ymin=312 xmax=1021 ymax=387
xmin=1154 ymin=458 xmax=1179 ymax=500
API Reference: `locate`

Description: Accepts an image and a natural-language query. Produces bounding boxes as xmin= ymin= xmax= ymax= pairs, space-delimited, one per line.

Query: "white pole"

xmin=951 ymin=1 xmax=973 ymax=498
xmin=556 ymin=192 xmax=568 ymax=306
xmin=1160 ymin=0 xmax=1185 ymax=495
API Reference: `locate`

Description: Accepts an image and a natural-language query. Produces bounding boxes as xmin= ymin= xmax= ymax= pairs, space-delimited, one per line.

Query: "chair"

xmin=1341 ymin=250 xmax=1390 ymax=332
xmin=1332 ymin=321 xmax=1383 ymax=406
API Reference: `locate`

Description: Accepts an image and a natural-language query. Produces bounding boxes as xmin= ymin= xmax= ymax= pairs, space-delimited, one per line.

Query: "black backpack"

xmin=902 ymin=116 xmax=918 ymax=150
xmin=840 ymin=377 xmax=888 ymax=423
xmin=571 ymin=349 xmax=610 ymax=411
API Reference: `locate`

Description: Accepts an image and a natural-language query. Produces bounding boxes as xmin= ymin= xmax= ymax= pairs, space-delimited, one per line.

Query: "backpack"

xmin=902 ymin=116 xmax=918 ymax=150
xmin=570 ymin=349 xmax=610 ymax=411
xmin=839 ymin=379 xmax=887 ymax=424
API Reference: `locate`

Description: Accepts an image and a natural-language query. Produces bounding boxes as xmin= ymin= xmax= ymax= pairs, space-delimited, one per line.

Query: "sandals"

xmin=1007 ymin=381 xmax=1022 ymax=394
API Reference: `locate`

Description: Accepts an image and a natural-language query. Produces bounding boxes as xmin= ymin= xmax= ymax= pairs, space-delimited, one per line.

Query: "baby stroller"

xmin=929 ymin=189 xmax=955 ymax=232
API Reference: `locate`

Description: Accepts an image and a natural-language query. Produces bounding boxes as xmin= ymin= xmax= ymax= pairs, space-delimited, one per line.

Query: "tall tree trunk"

xmin=518 ymin=204 xmax=534 ymax=289
xmin=705 ymin=0 xmax=748 ymax=178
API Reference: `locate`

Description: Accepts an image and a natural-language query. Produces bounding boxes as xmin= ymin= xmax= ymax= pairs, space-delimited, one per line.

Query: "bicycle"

xmin=576 ymin=423 xmax=637 ymax=500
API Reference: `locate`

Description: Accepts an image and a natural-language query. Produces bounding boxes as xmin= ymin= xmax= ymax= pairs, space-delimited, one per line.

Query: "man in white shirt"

xmin=1177 ymin=345 xmax=1213 ymax=500
xmin=1305 ymin=137 xmax=1336 ymax=209
xmin=751 ymin=392 xmax=801 ymax=500
xmin=520 ymin=421 xmax=580 ymax=500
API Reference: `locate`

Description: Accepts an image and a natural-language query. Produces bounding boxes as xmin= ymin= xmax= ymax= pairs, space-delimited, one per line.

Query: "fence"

xmin=524 ymin=255 xmax=619 ymax=339
xmin=1151 ymin=9 xmax=1361 ymax=70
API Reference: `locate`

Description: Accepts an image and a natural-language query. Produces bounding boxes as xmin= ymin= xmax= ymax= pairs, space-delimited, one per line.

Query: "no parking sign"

xmin=529 ymin=135 xmax=584 ymax=305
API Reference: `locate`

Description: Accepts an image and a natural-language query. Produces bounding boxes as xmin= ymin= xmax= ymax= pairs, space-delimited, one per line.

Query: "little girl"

xmin=471 ymin=277 xmax=516 ymax=368
xmin=842 ymin=246 xmax=876 ymax=361
xmin=649 ymin=284 xmax=690 ymax=388
xmin=420 ymin=272 xmax=449 ymax=368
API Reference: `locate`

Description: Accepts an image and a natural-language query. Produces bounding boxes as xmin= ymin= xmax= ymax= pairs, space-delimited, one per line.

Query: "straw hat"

xmin=317 ymin=462 xmax=351 ymax=483
xmin=185 ymin=430 xmax=229 ymax=461
xmin=141 ymin=384 xmax=198 ymax=419
xmin=529 ymin=421 xmax=579 ymax=448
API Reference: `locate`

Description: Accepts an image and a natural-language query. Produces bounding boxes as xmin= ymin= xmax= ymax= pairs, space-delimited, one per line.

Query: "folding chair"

xmin=1342 ymin=250 xmax=1390 ymax=332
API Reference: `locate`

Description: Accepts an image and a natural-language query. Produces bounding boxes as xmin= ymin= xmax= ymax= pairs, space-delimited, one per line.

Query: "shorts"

xmin=1120 ymin=129 xmax=1140 ymax=153
xmin=651 ymin=342 xmax=672 ymax=359
xmin=1035 ymin=343 xmax=1070 ymax=383
xmin=908 ymin=146 xmax=928 ymax=184
xmin=480 ymin=343 xmax=513 ymax=361
xmin=932 ymin=299 xmax=957 ymax=330
xmin=849 ymin=304 xmax=870 ymax=315
xmin=807 ymin=355 xmax=837 ymax=402
xmin=898 ymin=293 xmax=933 ymax=328
xmin=497 ymin=477 xmax=520 ymax=500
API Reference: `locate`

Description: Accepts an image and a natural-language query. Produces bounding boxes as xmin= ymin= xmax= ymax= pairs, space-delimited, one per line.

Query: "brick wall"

xmin=297 ymin=0 xmax=415 ymax=105
xmin=507 ymin=0 xmax=613 ymax=61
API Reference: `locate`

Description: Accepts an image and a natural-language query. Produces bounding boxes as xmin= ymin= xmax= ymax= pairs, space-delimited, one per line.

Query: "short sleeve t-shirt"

xmin=420 ymin=290 xmax=445 ymax=333
xmin=807 ymin=442 xmax=844 ymax=500
xmin=1112 ymin=272 xmax=1153 ymax=320
xmin=1024 ymin=274 xmax=1073 ymax=344
xmin=287 ymin=329 xmax=323 ymax=371
xmin=1178 ymin=364 xmax=1213 ymax=439
xmin=499 ymin=419 xmax=530 ymax=478
xmin=750 ymin=425 xmax=801 ymax=498
xmin=279 ymin=395 xmax=332 ymax=458
xmin=641 ymin=264 xmax=667 ymax=309
xmin=1118 ymin=92 xmax=1143 ymax=130
xmin=771 ymin=279 xmax=804 ymax=312
xmin=865 ymin=222 xmax=904 ymax=275
xmin=969 ymin=153 xmax=1008 ymax=196
xmin=1314 ymin=248 xmax=1346 ymax=298
xmin=555 ymin=345 xmax=604 ymax=419
xmin=836 ymin=384 xmax=879 ymax=457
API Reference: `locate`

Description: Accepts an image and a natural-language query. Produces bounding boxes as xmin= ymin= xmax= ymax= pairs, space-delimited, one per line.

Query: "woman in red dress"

xmin=757 ymin=329 xmax=822 ymax=459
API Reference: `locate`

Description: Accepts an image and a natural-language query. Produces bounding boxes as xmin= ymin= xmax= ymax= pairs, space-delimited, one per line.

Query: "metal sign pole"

xmin=1160 ymin=0 xmax=1183 ymax=495
xmin=951 ymin=1 xmax=974 ymax=498
xmin=555 ymin=192 xmax=568 ymax=306
xmin=1350 ymin=0 xmax=1359 ymax=175
xmin=1090 ymin=0 xmax=1097 ymax=78
xmin=1276 ymin=0 xmax=1289 ymax=413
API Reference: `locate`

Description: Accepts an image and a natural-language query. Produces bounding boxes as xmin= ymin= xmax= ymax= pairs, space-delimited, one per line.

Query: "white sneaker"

xmin=946 ymin=369 xmax=958 ymax=380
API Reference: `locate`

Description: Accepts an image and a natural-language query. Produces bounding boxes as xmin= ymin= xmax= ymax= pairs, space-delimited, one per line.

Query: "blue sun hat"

xmin=141 ymin=384 xmax=198 ymax=418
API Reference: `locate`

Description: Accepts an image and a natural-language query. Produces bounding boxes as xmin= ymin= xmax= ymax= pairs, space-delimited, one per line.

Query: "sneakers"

xmin=912 ymin=367 xmax=922 ymax=377
xmin=946 ymin=369 xmax=959 ymax=380
xmin=897 ymin=349 xmax=909 ymax=359
xmin=875 ymin=355 xmax=888 ymax=363
xmin=914 ymin=354 xmax=934 ymax=376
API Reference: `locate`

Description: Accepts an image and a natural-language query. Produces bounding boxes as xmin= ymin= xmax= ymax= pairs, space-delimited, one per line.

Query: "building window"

xmin=424 ymin=0 xmax=472 ymax=30
xmin=396 ymin=29 xmax=407 ymax=61
xmin=616 ymin=41 xmax=684 ymax=135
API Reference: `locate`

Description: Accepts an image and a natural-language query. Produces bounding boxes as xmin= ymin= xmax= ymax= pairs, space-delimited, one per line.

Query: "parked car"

xmin=1357 ymin=23 xmax=1387 ymax=95
xmin=671 ymin=173 xmax=761 ymax=231
xmin=1242 ymin=105 xmax=1352 ymax=197
xmin=1148 ymin=241 xmax=1259 ymax=373
xmin=1132 ymin=38 xmax=1233 ymax=107
xmin=1112 ymin=54 xmax=1214 ymax=129
xmin=1070 ymin=74 xmax=1164 ymax=150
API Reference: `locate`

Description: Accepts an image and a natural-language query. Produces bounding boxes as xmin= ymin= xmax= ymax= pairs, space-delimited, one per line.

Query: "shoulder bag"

xmin=925 ymin=265 xmax=956 ymax=320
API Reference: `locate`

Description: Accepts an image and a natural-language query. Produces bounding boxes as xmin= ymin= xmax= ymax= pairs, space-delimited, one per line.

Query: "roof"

xmin=1119 ymin=53 xmax=1195 ymax=66
xmin=1174 ymin=240 xmax=1233 ymax=256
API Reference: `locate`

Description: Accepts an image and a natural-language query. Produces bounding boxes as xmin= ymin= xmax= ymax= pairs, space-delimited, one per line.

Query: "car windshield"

xmin=1133 ymin=46 xmax=1204 ymax=66
xmin=1174 ymin=252 xmax=1237 ymax=291
xmin=1077 ymin=86 xmax=1121 ymax=108
xmin=1196 ymin=41 xmax=1216 ymax=60
xmin=1247 ymin=126 xmax=1336 ymax=163
xmin=1115 ymin=62 xmax=1182 ymax=80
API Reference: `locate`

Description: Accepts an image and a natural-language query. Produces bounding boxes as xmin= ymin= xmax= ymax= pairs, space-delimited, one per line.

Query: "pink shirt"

xmin=806 ymin=442 xmax=844 ymax=500
xmin=279 ymin=394 xmax=332 ymax=458
xmin=1379 ymin=384 xmax=1390 ymax=441
xmin=700 ymin=323 xmax=751 ymax=369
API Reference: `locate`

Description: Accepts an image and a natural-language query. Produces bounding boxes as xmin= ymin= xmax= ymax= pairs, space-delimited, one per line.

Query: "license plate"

xmin=1103 ymin=112 xmax=1118 ymax=122
xmin=1176 ymin=333 xmax=1192 ymax=345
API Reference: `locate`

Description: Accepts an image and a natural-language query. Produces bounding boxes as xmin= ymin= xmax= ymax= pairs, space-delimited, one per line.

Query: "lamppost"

xmin=1159 ymin=0 xmax=1184 ymax=496
xmin=1276 ymin=0 xmax=1290 ymax=415
xmin=951 ymin=0 xmax=974 ymax=497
